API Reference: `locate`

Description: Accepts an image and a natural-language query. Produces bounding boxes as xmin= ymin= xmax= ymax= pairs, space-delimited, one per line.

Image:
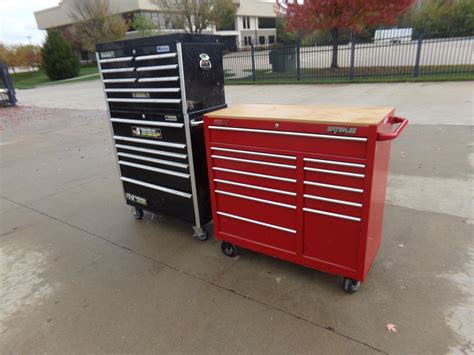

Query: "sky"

xmin=0 ymin=0 xmax=60 ymax=46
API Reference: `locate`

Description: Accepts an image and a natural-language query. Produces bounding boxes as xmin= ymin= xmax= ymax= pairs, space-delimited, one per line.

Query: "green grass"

xmin=11 ymin=64 xmax=99 ymax=89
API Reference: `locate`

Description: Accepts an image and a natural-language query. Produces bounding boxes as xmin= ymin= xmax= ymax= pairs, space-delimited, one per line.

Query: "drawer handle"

xmin=135 ymin=53 xmax=177 ymax=61
xmin=212 ymin=155 xmax=296 ymax=169
xmin=191 ymin=120 xmax=203 ymax=127
xmin=216 ymin=190 xmax=296 ymax=209
xmin=115 ymin=144 xmax=187 ymax=160
xmin=303 ymin=207 xmax=361 ymax=222
xmin=113 ymin=136 xmax=186 ymax=149
xmin=304 ymin=167 xmax=365 ymax=178
xmin=304 ymin=181 xmax=363 ymax=193
xmin=119 ymin=161 xmax=190 ymax=179
xmin=211 ymin=146 xmax=296 ymax=160
xmin=120 ymin=177 xmax=191 ymax=199
xmin=99 ymin=56 xmax=133 ymax=64
xmin=304 ymin=158 xmax=365 ymax=168
xmin=304 ymin=194 xmax=362 ymax=207
xmin=377 ymin=116 xmax=408 ymax=141
xmin=110 ymin=118 xmax=183 ymax=128
xmin=213 ymin=167 xmax=296 ymax=183
xmin=214 ymin=178 xmax=296 ymax=196
xmin=117 ymin=152 xmax=188 ymax=169
xmin=136 ymin=64 xmax=178 ymax=72
xmin=217 ymin=211 xmax=296 ymax=234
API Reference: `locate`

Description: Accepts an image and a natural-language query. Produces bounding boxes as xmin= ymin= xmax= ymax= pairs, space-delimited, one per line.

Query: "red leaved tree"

xmin=283 ymin=0 xmax=415 ymax=68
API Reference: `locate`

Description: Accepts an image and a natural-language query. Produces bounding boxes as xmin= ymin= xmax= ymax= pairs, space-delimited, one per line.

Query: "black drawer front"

xmin=110 ymin=109 xmax=185 ymax=124
xmin=111 ymin=122 xmax=186 ymax=144
xmin=122 ymin=181 xmax=194 ymax=223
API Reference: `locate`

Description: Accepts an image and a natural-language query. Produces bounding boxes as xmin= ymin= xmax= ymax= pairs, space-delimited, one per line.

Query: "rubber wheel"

xmin=132 ymin=207 xmax=144 ymax=220
xmin=343 ymin=278 xmax=361 ymax=293
xmin=194 ymin=228 xmax=208 ymax=241
xmin=221 ymin=242 xmax=239 ymax=257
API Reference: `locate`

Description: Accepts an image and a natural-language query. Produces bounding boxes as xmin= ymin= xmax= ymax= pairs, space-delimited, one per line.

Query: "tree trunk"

xmin=330 ymin=28 xmax=339 ymax=69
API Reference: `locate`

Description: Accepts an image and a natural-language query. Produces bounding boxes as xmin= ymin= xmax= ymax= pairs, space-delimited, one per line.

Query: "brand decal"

xmin=327 ymin=126 xmax=357 ymax=135
xmin=100 ymin=51 xmax=115 ymax=59
xmin=131 ymin=126 xmax=162 ymax=139
xmin=156 ymin=45 xmax=170 ymax=53
xmin=133 ymin=92 xmax=150 ymax=98
xmin=199 ymin=53 xmax=212 ymax=70
xmin=125 ymin=193 xmax=147 ymax=206
xmin=165 ymin=115 xmax=178 ymax=122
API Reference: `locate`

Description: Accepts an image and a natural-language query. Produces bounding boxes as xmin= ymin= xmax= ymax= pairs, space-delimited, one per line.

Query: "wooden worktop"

xmin=206 ymin=104 xmax=395 ymax=126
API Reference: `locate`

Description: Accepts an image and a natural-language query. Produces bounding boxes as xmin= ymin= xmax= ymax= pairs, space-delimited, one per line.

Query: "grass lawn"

xmin=11 ymin=65 xmax=99 ymax=89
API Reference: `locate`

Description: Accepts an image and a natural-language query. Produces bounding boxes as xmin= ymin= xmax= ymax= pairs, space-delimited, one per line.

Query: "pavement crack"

xmin=1 ymin=196 xmax=387 ymax=354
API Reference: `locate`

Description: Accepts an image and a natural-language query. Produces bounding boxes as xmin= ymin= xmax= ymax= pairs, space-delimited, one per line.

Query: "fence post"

xmin=250 ymin=43 xmax=256 ymax=81
xmin=413 ymin=32 xmax=424 ymax=77
xmin=296 ymin=33 xmax=301 ymax=80
xmin=349 ymin=32 xmax=356 ymax=80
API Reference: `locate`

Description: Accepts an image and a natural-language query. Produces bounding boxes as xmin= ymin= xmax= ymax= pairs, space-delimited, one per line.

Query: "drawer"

xmin=110 ymin=109 xmax=185 ymax=124
xmin=111 ymin=121 xmax=186 ymax=144
xmin=304 ymin=167 xmax=365 ymax=189
xmin=304 ymin=181 xmax=364 ymax=204
xmin=208 ymin=125 xmax=368 ymax=158
xmin=304 ymin=194 xmax=363 ymax=219
xmin=210 ymin=145 xmax=297 ymax=166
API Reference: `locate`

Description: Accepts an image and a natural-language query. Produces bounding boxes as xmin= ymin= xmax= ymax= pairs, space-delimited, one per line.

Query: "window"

xmin=258 ymin=17 xmax=276 ymax=29
xmin=217 ymin=20 xmax=236 ymax=31
xmin=243 ymin=16 xmax=250 ymax=29
xmin=243 ymin=36 xmax=252 ymax=46
xmin=269 ymin=35 xmax=275 ymax=44
xmin=259 ymin=36 xmax=265 ymax=45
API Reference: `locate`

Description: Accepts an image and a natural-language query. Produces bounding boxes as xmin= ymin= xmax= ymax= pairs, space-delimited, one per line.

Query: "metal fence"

xmin=224 ymin=28 xmax=474 ymax=83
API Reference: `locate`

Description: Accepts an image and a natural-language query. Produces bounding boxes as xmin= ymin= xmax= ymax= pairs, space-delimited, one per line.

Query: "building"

xmin=34 ymin=0 xmax=277 ymax=52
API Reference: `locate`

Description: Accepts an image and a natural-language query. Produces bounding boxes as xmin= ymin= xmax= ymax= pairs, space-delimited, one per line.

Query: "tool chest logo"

xmin=131 ymin=126 xmax=162 ymax=139
xmin=199 ymin=53 xmax=212 ymax=70
xmin=327 ymin=126 xmax=357 ymax=135
xmin=125 ymin=193 xmax=147 ymax=206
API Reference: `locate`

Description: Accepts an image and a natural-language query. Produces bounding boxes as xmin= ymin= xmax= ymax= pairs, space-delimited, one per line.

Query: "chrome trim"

xmin=105 ymin=88 xmax=180 ymax=93
xmin=115 ymin=144 xmax=187 ymax=159
xmin=215 ymin=190 xmax=296 ymax=209
xmin=100 ymin=67 xmax=135 ymax=73
xmin=117 ymin=152 xmax=188 ymax=169
xmin=304 ymin=181 xmax=364 ymax=194
xmin=120 ymin=177 xmax=191 ymax=199
xmin=217 ymin=211 xmax=296 ymax=234
xmin=99 ymin=56 xmax=133 ymax=64
xmin=136 ymin=64 xmax=178 ymax=72
xmin=211 ymin=155 xmax=296 ymax=169
xmin=138 ymin=76 xmax=179 ymax=82
xmin=303 ymin=207 xmax=361 ymax=222
xmin=135 ymin=53 xmax=177 ymax=61
xmin=107 ymin=98 xmax=181 ymax=104
xmin=213 ymin=167 xmax=296 ymax=183
xmin=113 ymin=135 xmax=186 ymax=149
xmin=209 ymin=126 xmax=368 ymax=142
xmin=211 ymin=146 xmax=296 ymax=160
xmin=190 ymin=120 xmax=203 ymax=127
xmin=304 ymin=157 xmax=365 ymax=168
xmin=304 ymin=167 xmax=365 ymax=178
xmin=103 ymin=78 xmax=136 ymax=83
xmin=214 ymin=178 xmax=296 ymax=196
xmin=304 ymin=194 xmax=362 ymax=207
xmin=118 ymin=160 xmax=190 ymax=179
xmin=110 ymin=118 xmax=183 ymax=128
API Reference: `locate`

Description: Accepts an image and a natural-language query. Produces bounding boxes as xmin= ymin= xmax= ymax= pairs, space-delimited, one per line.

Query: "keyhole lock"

xmin=274 ymin=123 xmax=280 ymax=129
xmin=142 ymin=114 xmax=146 ymax=119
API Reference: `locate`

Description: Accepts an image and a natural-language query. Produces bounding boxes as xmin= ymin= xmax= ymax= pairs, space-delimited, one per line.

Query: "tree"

xmin=283 ymin=0 xmax=415 ymax=68
xmin=41 ymin=31 xmax=80 ymax=80
xmin=131 ymin=14 xmax=157 ymax=38
xmin=65 ymin=0 xmax=128 ymax=53
xmin=154 ymin=0 xmax=237 ymax=34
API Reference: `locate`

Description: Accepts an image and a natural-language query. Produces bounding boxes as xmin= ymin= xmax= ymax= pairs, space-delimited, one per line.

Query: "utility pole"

xmin=26 ymin=36 xmax=32 ymax=45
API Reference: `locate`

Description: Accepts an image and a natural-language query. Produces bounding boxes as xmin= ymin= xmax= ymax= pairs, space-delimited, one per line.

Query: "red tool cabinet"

xmin=204 ymin=104 xmax=408 ymax=292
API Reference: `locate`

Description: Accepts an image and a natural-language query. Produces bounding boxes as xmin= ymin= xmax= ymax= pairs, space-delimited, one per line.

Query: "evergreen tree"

xmin=41 ymin=31 xmax=80 ymax=81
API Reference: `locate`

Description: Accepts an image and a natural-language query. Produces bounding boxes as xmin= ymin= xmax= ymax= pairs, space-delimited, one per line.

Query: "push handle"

xmin=377 ymin=116 xmax=408 ymax=141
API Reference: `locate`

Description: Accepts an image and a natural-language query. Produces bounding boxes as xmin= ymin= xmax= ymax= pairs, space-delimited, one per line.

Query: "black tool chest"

xmin=96 ymin=34 xmax=226 ymax=239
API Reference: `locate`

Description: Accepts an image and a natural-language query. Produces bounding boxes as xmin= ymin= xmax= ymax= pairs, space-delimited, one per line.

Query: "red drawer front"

xmin=304 ymin=182 xmax=364 ymax=204
xmin=211 ymin=157 xmax=296 ymax=180
xmin=209 ymin=145 xmax=297 ymax=166
xmin=208 ymin=126 xmax=368 ymax=158
xmin=304 ymin=157 xmax=366 ymax=176
xmin=304 ymin=168 xmax=365 ymax=189
xmin=304 ymin=195 xmax=363 ymax=219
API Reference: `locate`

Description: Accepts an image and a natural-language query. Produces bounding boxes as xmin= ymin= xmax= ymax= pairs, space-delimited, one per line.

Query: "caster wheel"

xmin=194 ymin=228 xmax=208 ymax=241
xmin=343 ymin=278 xmax=361 ymax=293
xmin=132 ymin=207 xmax=144 ymax=220
xmin=221 ymin=242 xmax=239 ymax=257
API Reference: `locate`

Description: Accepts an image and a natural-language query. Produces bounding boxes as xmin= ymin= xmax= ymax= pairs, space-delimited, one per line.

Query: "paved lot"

xmin=1 ymin=81 xmax=473 ymax=353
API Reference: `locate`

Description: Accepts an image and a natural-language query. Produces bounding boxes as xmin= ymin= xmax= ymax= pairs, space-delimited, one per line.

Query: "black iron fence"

xmin=224 ymin=28 xmax=474 ymax=83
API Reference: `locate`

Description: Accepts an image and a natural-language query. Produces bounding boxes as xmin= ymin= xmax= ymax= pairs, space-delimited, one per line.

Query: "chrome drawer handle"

xmin=216 ymin=190 xmax=296 ymax=209
xmin=304 ymin=181 xmax=363 ymax=193
xmin=304 ymin=194 xmax=362 ymax=207
xmin=304 ymin=167 xmax=365 ymax=178
xmin=303 ymin=207 xmax=361 ymax=222
xmin=211 ymin=146 xmax=296 ymax=160
xmin=120 ymin=177 xmax=191 ymax=199
xmin=217 ymin=211 xmax=296 ymax=234
xmin=304 ymin=157 xmax=365 ymax=168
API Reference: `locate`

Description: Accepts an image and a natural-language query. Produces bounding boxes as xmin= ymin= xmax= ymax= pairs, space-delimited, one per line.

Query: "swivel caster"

xmin=132 ymin=207 xmax=144 ymax=220
xmin=343 ymin=278 xmax=361 ymax=293
xmin=221 ymin=242 xmax=239 ymax=257
xmin=193 ymin=227 xmax=208 ymax=241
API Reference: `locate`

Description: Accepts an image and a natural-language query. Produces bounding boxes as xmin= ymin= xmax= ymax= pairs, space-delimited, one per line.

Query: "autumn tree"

xmin=284 ymin=0 xmax=415 ymax=68
xmin=65 ymin=0 xmax=128 ymax=54
xmin=154 ymin=0 xmax=237 ymax=34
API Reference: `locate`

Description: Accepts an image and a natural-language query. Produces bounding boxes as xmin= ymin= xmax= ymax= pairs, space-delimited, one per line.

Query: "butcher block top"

xmin=206 ymin=104 xmax=395 ymax=126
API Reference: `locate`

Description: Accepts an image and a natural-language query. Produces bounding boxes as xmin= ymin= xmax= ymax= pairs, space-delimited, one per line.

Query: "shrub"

xmin=41 ymin=31 xmax=80 ymax=81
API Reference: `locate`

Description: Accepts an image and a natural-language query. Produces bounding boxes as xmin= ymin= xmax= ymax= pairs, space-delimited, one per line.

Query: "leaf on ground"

xmin=386 ymin=323 xmax=398 ymax=333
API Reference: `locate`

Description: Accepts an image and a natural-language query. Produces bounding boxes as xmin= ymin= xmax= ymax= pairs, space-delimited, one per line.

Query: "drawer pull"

xmin=304 ymin=181 xmax=363 ymax=193
xmin=304 ymin=167 xmax=365 ymax=178
xmin=213 ymin=167 xmax=296 ymax=183
xmin=105 ymin=88 xmax=180 ymax=93
xmin=217 ymin=211 xmax=296 ymax=234
xmin=117 ymin=152 xmax=188 ymax=169
xmin=135 ymin=53 xmax=177 ymax=61
xmin=211 ymin=146 xmax=296 ymax=160
xmin=303 ymin=207 xmax=361 ymax=222
xmin=211 ymin=155 xmax=296 ymax=169
xmin=120 ymin=177 xmax=191 ymax=199
xmin=101 ymin=67 xmax=135 ymax=73
xmin=107 ymin=98 xmax=181 ymax=104
xmin=216 ymin=190 xmax=296 ymax=209
xmin=304 ymin=194 xmax=362 ymax=207
xmin=113 ymin=135 xmax=186 ymax=149
xmin=214 ymin=178 xmax=296 ymax=196
xmin=136 ymin=64 xmax=178 ymax=72
xmin=110 ymin=118 xmax=183 ymax=128
xmin=119 ymin=161 xmax=190 ymax=178
xmin=103 ymin=78 xmax=136 ymax=83
xmin=99 ymin=56 xmax=133 ymax=63
xmin=138 ymin=76 xmax=179 ymax=82
xmin=209 ymin=126 xmax=368 ymax=142
xmin=115 ymin=144 xmax=187 ymax=159
xmin=304 ymin=158 xmax=365 ymax=168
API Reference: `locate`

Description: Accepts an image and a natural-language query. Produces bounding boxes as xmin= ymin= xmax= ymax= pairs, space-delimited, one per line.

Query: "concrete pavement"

xmin=1 ymin=81 xmax=473 ymax=353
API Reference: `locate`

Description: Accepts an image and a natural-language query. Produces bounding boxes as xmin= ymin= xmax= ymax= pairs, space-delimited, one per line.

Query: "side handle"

xmin=191 ymin=120 xmax=204 ymax=127
xmin=377 ymin=116 xmax=408 ymax=141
